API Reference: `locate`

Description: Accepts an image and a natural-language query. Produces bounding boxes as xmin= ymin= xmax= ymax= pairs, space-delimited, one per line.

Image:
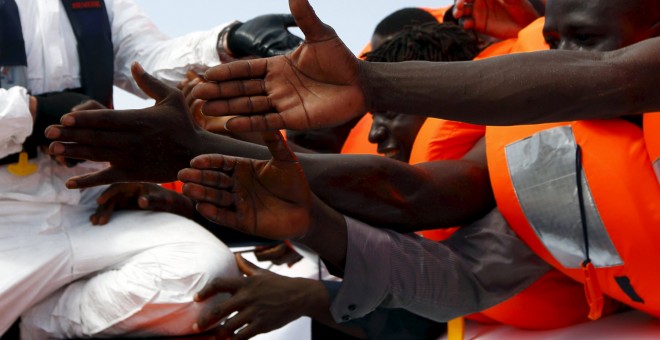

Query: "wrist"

xmin=295 ymin=195 xmax=347 ymax=270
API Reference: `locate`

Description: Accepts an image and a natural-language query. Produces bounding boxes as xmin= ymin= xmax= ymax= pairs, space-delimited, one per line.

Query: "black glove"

xmin=25 ymin=91 xmax=93 ymax=166
xmin=226 ymin=14 xmax=303 ymax=58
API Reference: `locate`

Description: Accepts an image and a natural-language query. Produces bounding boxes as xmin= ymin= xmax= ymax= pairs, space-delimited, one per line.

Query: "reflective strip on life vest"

xmin=503 ymin=126 xmax=622 ymax=268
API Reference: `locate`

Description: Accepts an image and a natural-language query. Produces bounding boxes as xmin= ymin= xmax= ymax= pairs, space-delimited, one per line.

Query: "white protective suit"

xmin=0 ymin=0 xmax=240 ymax=338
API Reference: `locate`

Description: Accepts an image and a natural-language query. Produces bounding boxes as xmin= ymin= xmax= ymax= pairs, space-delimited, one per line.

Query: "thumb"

xmin=261 ymin=130 xmax=298 ymax=163
xmin=235 ymin=253 xmax=262 ymax=276
xmin=289 ymin=0 xmax=336 ymax=42
xmin=131 ymin=62 xmax=176 ymax=102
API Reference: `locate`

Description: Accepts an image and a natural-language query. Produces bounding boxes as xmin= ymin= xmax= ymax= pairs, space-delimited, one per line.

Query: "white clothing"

xmin=0 ymin=0 xmax=237 ymax=337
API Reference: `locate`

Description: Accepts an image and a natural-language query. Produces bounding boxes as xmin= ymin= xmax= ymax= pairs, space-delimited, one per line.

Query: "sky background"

xmin=114 ymin=0 xmax=454 ymax=109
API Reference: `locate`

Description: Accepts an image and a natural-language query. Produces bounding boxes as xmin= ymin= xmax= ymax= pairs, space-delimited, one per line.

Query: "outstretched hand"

xmin=46 ymin=63 xmax=205 ymax=189
xmin=453 ymin=0 xmax=540 ymax=39
xmin=192 ymin=0 xmax=365 ymax=133
xmin=90 ymin=182 xmax=196 ymax=225
xmin=193 ymin=254 xmax=326 ymax=339
xmin=178 ymin=130 xmax=311 ymax=240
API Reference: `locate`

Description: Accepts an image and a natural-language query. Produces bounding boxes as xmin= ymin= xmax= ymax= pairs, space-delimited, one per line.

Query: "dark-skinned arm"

xmin=299 ymin=141 xmax=493 ymax=230
xmin=194 ymin=0 xmax=660 ymax=132
xmin=47 ymin=63 xmax=492 ymax=232
xmin=361 ymin=40 xmax=660 ymax=125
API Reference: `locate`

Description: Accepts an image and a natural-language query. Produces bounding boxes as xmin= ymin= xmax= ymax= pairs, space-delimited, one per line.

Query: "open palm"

xmin=192 ymin=0 xmax=366 ymax=132
xmin=178 ymin=131 xmax=311 ymax=240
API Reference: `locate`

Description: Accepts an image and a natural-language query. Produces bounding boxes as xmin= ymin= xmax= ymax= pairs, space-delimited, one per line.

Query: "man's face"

xmin=544 ymin=0 xmax=658 ymax=51
xmin=369 ymin=111 xmax=426 ymax=163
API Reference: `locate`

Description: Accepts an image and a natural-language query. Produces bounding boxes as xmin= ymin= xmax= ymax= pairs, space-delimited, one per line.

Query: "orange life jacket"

xmin=510 ymin=17 xmax=549 ymax=53
xmin=487 ymin=119 xmax=660 ymax=319
xmin=644 ymin=113 xmax=660 ymax=182
xmin=417 ymin=21 xmax=611 ymax=328
xmin=340 ymin=114 xmax=379 ymax=155
xmin=408 ymin=36 xmax=515 ymax=166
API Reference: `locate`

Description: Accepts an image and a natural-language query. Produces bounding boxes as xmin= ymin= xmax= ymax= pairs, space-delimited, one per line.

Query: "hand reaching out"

xmin=178 ymin=130 xmax=311 ymax=240
xmin=191 ymin=0 xmax=366 ymax=133
xmin=46 ymin=63 xmax=207 ymax=188
xmin=193 ymin=254 xmax=327 ymax=339
xmin=90 ymin=182 xmax=196 ymax=225
xmin=453 ymin=0 xmax=541 ymax=39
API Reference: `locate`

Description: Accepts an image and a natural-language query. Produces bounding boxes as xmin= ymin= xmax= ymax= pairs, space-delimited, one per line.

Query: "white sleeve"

xmin=0 ymin=87 xmax=32 ymax=158
xmin=330 ymin=209 xmax=551 ymax=323
xmin=107 ymin=0 xmax=230 ymax=97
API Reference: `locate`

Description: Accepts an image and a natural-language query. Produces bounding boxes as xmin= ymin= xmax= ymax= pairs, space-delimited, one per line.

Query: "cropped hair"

xmin=373 ymin=8 xmax=438 ymax=38
xmin=365 ymin=22 xmax=480 ymax=63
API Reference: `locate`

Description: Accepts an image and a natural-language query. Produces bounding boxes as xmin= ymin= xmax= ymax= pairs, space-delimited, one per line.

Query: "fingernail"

xmin=61 ymin=115 xmax=75 ymax=126
xmin=133 ymin=62 xmax=145 ymax=75
xmin=65 ymin=179 xmax=77 ymax=189
xmin=51 ymin=143 xmax=65 ymax=154
xmin=45 ymin=127 xmax=60 ymax=139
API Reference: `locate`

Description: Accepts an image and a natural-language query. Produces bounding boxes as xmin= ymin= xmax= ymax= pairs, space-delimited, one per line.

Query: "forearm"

xmin=298 ymin=153 xmax=494 ymax=231
xmin=197 ymin=133 xmax=493 ymax=233
xmin=360 ymin=40 xmax=660 ymax=125
xmin=331 ymin=211 xmax=550 ymax=323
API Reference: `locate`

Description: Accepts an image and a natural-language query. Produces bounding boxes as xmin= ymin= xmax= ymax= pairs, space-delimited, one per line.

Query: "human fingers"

xmin=137 ymin=189 xmax=183 ymax=211
xmin=195 ymin=292 xmax=244 ymax=333
xmin=262 ymin=130 xmax=297 ymax=162
xmin=235 ymin=253 xmax=262 ymax=276
xmin=289 ymin=0 xmax=336 ymax=42
xmin=181 ymin=182 xmax=234 ymax=207
xmin=192 ymin=79 xmax=266 ymax=101
xmin=95 ymin=183 xmax=129 ymax=205
xmin=203 ymin=59 xmax=268 ymax=82
xmin=131 ymin=62 xmax=178 ymax=102
xmin=89 ymin=198 xmax=118 ymax=226
xmin=232 ymin=321 xmax=266 ymax=340
xmin=187 ymin=153 xmax=239 ymax=172
xmin=200 ymin=97 xmax=274 ymax=120
xmin=195 ymin=277 xmax=240 ymax=301
xmin=48 ymin=142 xmax=117 ymax=163
xmin=64 ymin=168 xmax=127 ymax=189
xmin=224 ymin=114 xmax=288 ymax=133
xmin=498 ymin=0 xmax=539 ymax=24
xmin=219 ymin=312 xmax=253 ymax=340
xmin=186 ymin=69 xmax=201 ymax=81
xmin=45 ymin=126 xmax=134 ymax=148
xmin=462 ymin=17 xmax=476 ymax=30
xmin=195 ymin=202 xmax=238 ymax=228
xmin=454 ymin=0 xmax=466 ymax=17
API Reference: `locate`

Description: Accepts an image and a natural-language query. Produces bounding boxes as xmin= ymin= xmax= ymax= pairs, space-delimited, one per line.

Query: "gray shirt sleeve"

xmin=329 ymin=208 xmax=551 ymax=323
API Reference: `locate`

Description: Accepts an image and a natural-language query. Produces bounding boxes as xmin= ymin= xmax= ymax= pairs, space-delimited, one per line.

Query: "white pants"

xmin=0 ymin=186 xmax=239 ymax=339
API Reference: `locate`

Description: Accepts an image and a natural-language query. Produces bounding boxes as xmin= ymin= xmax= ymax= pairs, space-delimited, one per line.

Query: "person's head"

xmin=370 ymin=8 xmax=438 ymax=50
xmin=544 ymin=0 xmax=660 ymax=51
xmin=365 ymin=22 xmax=480 ymax=162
